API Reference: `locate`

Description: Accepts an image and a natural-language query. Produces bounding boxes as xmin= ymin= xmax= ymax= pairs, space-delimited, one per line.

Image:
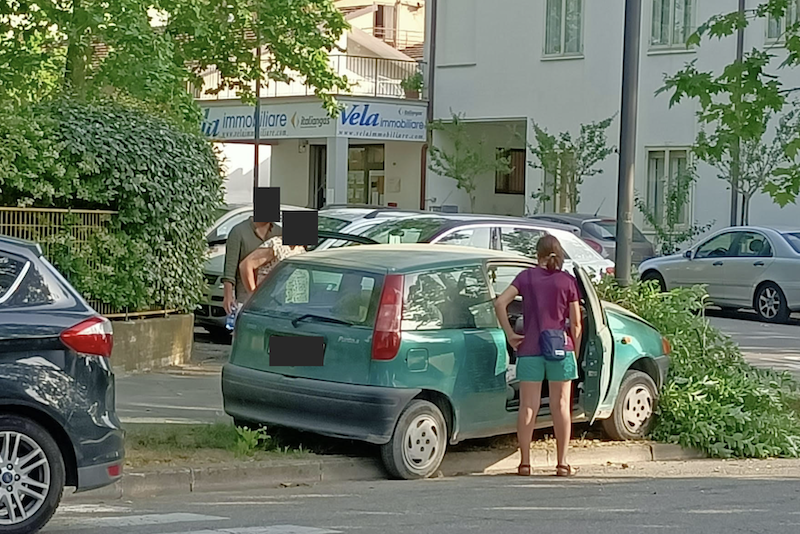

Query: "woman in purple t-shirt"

xmin=494 ymin=234 xmax=583 ymax=477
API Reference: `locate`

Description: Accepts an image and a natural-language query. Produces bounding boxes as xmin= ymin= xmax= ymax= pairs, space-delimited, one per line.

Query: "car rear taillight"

xmin=60 ymin=316 xmax=114 ymax=358
xmin=662 ymin=336 xmax=671 ymax=356
xmin=372 ymin=274 xmax=404 ymax=361
xmin=583 ymin=238 xmax=604 ymax=254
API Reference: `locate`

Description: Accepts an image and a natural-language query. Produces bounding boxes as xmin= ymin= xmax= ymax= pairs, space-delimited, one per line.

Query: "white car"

xmin=314 ymin=213 xmax=616 ymax=281
xmin=638 ymin=226 xmax=800 ymax=323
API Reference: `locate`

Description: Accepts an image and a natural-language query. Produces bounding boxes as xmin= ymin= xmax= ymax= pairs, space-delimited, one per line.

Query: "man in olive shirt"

xmin=222 ymin=216 xmax=281 ymax=314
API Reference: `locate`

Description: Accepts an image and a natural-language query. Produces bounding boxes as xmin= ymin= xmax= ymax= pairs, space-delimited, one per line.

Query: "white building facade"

xmin=427 ymin=0 xmax=800 ymax=236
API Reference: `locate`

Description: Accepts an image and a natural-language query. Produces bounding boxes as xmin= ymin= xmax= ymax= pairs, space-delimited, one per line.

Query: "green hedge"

xmin=0 ymin=98 xmax=224 ymax=311
xmin=596 ymin=277 xmax=800 ymax=458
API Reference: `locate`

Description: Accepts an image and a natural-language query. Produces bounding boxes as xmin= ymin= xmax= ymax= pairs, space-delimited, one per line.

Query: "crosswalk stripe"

xmin=158 ymin=527 xmax=343 ymax=534
xmin=46 ymin=513 xmax=227 ymax=529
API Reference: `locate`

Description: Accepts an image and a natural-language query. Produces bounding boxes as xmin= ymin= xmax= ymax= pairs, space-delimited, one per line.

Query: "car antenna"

xmin=594 ymin=198 xmax=606 ymax=217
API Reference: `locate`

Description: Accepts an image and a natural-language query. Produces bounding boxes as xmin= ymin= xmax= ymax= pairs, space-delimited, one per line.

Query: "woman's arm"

xmin=494 ymin=285 xmax=524 ymax=350
xmin=569 ymin=300 xmax=582 ymax=353
xmin=239 ymin=247 xmax=275 ymax=293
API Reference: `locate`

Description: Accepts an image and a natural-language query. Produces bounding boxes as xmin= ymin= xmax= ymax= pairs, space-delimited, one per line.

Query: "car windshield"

xmin=207 ymin=210 xmax=252 ymax=242
xmin=354 ymin=217 xmax=449 ymax=245
xmin=586 ymin=220 xmax=648 ymax=243
xmin=249 ymin=261 xmax=383 ymax=326
xmin=782 ymin=232 xmax=800 ymax=253
xmin=318 ymin=215 xmax=351 ymax=233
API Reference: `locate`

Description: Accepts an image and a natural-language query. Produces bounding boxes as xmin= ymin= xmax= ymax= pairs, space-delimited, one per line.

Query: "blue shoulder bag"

xmin=539 ymin=329 xmax=568 ymax=361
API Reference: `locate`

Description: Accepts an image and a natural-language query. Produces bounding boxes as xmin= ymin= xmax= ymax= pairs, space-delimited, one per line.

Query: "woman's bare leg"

xmin=518 ymin=381 xmax=542 ymax=468
xmin=549 ymin=380 xmax=573 ymax=468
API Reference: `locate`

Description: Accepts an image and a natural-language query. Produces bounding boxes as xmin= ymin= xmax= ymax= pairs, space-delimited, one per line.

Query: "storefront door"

xmin=348 ymin=145 xmax=385 ymax=205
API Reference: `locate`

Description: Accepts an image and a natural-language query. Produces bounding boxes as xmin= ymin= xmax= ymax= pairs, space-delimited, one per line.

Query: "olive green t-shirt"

xmin=221 ymin=217 xmax=281 ymax=302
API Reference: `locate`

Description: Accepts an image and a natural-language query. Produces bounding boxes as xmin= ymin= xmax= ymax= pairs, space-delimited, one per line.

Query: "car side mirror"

xmin=684 ymin=250 xmax=693 ymax=260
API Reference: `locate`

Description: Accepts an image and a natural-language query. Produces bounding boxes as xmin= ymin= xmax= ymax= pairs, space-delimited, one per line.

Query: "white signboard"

xmin=199 ymin=99 xmax=427 ymax=143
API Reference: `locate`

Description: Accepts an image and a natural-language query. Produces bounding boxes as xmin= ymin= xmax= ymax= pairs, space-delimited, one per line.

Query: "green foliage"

xmin=234 ymin=425 xmax=273 ymax=458
xmin=596 ymin=277 xmax=800 ymax=459
xmin=634 ymin=162 xmax=714 ymax=255
xmin=526 ymin=116 xmax=616 ymax=213
xmin=657 ymin=0 xmax=800 ymax=209
xmin=0 ymin=0 xmax=350 ymax=122
xmin=428 ymin=111 xmax=513 ymax=213
xmin=0 ymin=97 xmax=225 ymax=311
xmin=400 ymin=70 xmax=424 ymax=92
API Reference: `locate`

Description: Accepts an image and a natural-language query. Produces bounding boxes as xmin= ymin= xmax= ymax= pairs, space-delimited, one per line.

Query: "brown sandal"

xmin=555 ymin=464 xmax=578 ymax=477
xmin=518 ymin=464 xmax=531 ymax=476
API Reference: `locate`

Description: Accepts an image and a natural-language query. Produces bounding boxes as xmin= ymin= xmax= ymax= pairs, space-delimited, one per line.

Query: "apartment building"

xmin=427 ymin=0 xmax=800 ymax=234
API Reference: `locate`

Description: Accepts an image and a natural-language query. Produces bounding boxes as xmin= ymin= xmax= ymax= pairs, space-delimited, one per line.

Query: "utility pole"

xmin=614 ymin=0 xmax=642 ymax=287
xmin=730 ymin=0 xmax=745 ymax=226
xmin=253 ymin=17 xmax=262 ymax=192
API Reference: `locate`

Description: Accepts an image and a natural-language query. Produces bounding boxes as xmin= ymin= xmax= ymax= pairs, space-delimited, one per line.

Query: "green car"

xmin=222 ymin=244 xmax=670 ymax=479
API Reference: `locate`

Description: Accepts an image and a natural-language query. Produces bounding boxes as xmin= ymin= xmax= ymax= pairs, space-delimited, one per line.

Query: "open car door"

xmin=573 ymin=265 xmax=613 ymax=424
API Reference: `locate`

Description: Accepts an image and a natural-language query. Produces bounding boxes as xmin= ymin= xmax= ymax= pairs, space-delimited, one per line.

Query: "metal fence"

xmin=0 ymin=207 xmax=171 ymax=319
xmin=193 ymin=54 xmax=427 ymax=101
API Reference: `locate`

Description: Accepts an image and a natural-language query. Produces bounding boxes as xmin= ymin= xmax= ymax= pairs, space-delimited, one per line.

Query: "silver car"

xmin=638 ymin=226 xmax=800 ymax=323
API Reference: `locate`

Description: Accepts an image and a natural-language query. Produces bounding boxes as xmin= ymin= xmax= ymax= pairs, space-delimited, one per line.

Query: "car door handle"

xmin=713 ymin=261 xmax=724 ymax=266
xmin=754 ymin=261 xmax=765 ymax=266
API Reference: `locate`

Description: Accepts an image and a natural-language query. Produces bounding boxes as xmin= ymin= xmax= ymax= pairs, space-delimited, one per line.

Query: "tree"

xmin=526 ymin=116 xmax=616 ymax=213
xmin=700 ymin=105 xmax=800 ymax=224
xmin=0 ymin=0 xmax=350 ymax=126
xmin=634 ymin=162 xmax=714 ymax=255
xmin=657 ymin=0 xmax=800 ymax=210
xmin=428 ymin=112 xmax=512 ymax=213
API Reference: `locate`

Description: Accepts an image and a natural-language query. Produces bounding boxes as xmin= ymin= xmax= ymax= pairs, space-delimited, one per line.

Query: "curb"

xmin=68 ymin=441 xmax=704 ymax=501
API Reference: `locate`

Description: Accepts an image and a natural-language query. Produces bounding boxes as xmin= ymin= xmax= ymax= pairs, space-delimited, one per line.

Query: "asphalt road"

xmin=48 ymin=460 xmax=800 ymax=534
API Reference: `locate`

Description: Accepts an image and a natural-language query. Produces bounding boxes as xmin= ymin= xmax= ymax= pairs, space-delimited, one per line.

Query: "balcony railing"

xmin=361 ymin=27 xmax=425 ymax=52
xmin=192 ymin=55 xmax=427 ymax=102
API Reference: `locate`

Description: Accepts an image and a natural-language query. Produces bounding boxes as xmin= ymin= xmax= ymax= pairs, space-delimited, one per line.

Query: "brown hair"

xmin=537 ymin=234 xmax=565 ymax=271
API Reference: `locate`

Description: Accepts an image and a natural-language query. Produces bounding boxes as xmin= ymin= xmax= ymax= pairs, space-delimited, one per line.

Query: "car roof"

xmin=531 ymin=213 xmax=615 ymax=223
xmin=292 ymin=244 xmax=534 ymax=273
xmin=352 ymin=212 xmax=579 ymax=232
xmin=0 ymin=235 xmax=43 ymax=257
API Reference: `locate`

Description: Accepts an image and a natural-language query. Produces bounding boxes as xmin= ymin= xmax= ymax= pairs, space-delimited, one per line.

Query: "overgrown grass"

xmin=596 ymin=277 xmax=800 ymax=459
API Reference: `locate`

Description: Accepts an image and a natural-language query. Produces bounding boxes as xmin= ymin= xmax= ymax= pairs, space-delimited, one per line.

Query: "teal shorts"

xmin=516 ymin=352 xmax=579 ymax=382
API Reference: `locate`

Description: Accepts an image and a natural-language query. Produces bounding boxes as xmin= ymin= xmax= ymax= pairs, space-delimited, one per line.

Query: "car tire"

xmin=754 ymin=282 xmax=791 ymax=324
xmin=0 ymin=415 xmax=65 ymax=534
xmin=601 ymin=370 xmax=658 ymax=441
xmin=380 ymin=399 xmax=447 ymax=480
xmin=641 ymin=270 xmax=666 ymax=292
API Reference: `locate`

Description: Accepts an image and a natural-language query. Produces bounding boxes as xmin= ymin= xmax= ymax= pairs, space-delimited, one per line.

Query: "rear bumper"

xmin=76 ymin=459 xmax=123 ymax=493
xmin=222 ymin=364 xmax=421 ymax=445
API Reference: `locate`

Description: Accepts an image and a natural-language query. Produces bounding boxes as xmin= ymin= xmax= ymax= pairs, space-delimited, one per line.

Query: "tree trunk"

xmin=469 ymin=193 xmax=477 ymax=214
xmin=741 ymin=193 xmax=752 ymax=225
xmin=558 ymin=171 xmax=568 ymax=213
xmin=64 ymin=0 xmax=91 ymax=98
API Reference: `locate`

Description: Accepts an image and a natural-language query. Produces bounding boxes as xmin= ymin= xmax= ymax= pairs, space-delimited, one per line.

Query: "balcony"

xmin=192 ymin=54 xmax=427 ymax=102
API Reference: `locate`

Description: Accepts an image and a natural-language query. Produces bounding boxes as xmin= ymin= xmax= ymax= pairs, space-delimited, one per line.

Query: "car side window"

xmin=486 ymin=265 xmax=528 ymax=297
xmin=732 ymin=232 xmax=772 ymax=258
xmin=0 ymin=252 xmax=58 ymax=308
xmin=499 ymin=226 xmax=545 ymax=258
xmin=436 ymin=227 xmax=491 ymax=249
xmin=695 ymin=232 xmax=737 ymax=259
xmin=402 ymin=266 xmax=495 ymax=330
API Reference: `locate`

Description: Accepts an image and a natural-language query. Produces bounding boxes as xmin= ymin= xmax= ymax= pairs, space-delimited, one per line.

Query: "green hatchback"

xmin=222 ymin=244 xmax=670 ymax=479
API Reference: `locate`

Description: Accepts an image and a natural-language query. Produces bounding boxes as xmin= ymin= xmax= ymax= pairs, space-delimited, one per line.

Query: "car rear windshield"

xmin=551 ymin=230 xmax=604 ymax=263
xmin=782 ymin=232 xmax=800 ymax=253
xmin=0 ymin=253 xmax=69 ymax=308
xmin=585 ymin=220 xmax=648 ymax=243
xmin=353 ymin=217 xmax=449 ymax=245
xmin=318 ymin=215 xmax=351 ymax=233
xmin=248 ymin=261 xmax=383 ymax=326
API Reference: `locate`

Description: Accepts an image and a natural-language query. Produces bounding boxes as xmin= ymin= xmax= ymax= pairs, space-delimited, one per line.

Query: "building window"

xmin=495 ymin=149 xmax=526 ymax=195
xmin=767 ymin=2 xmax=799 ymax=43
xmin=544 ymin=0 xmax=584 ymax=57
xmin=651 ymin=0 xmax=694 ymax=49
xmin=645 ymin=148 xmax=691 ymax=228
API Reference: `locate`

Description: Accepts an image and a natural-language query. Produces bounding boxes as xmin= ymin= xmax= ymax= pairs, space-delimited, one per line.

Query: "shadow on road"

xmin=705 ymin=307 xmax=800 ymax=326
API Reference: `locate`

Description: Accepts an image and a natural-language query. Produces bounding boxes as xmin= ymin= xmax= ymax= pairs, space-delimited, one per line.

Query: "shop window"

xmin=495 ymin=148 xmax=526 ymax=195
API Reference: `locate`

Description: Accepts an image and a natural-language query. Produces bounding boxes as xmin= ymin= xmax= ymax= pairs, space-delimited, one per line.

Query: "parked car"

xmin=638 ymin=225 xmax=800 ymax=324
xmin=0 ymin=236 xmax=124 ymax=534
xmin=222 ymin=244 xmax=670 ymax=480
xmin=529 ymin=213 xmax=656 ymax=265
xmin=315 ymin=213 xmax=616 ymax=281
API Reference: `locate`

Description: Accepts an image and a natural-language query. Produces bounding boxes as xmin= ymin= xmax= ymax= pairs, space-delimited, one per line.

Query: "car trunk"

xmin=230 ymin=260 xmax=385 ymax=385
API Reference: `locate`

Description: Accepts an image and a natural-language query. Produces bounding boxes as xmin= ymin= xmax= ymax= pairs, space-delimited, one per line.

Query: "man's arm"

xmin=222 ymin=227 xmax=242 ymax=313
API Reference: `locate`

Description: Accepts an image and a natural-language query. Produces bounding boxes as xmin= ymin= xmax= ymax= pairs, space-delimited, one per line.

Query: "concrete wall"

xmin=384 ymin=141 xmax=424 ymax=208
xmin=270 ymin=139 xmax=311 ymax=207
xmin=110 ymin=314 xmax=194 ymax=373
xmin=430 ymin=0 xmax=800 ymax=236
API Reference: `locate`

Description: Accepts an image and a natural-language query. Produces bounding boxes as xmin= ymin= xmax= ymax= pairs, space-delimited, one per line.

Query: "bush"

xmin=0 ymin=98 xmax=225 ymax=311
xmin=596 ymin=276 xmax=800 ymax=458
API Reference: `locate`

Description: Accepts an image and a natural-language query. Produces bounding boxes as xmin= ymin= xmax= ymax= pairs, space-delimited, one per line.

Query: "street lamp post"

xmin=614 ymin=0 xmax=642 ymax=287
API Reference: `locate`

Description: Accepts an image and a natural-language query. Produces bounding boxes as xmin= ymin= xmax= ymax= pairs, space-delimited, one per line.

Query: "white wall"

xmin=384 ymin=142 xmax=424 ymax=208
xmin=269 ymin=139 xmax=311 ymax=207
xmin=430 ymin=0 xmax=800 ymax=236
xmin=215 ymin=143 xmax=270 ymax=205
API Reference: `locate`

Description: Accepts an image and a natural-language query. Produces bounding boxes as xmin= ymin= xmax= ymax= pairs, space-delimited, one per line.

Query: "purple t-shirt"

xmin=510 ymin=267 xmax=580 ymax=356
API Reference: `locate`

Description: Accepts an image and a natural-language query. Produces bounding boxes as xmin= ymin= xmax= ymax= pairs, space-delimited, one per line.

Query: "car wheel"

xmin=0 ymin=415 xmax=65 ymax=534
xmin=601 ymin=370 xmax=658 ymax=441
xmin=641 ymin=270 xmax=666 ymax=292
xmin=754 ymin=283 xmax=791 ymax=324
xmin=380 ymin=399 xmax=447 ymax=480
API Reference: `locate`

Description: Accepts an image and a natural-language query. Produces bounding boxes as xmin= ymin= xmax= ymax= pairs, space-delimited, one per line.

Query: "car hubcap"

xmin=758 ymin=288 xmax=780 ymax=319
xmin=402 ymin=415 xmax=441 ymax=472
xmin=0 ymin=431 xmax=50 ymax=525
xmin=622 ymin=386 xmax=653 ymax=434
